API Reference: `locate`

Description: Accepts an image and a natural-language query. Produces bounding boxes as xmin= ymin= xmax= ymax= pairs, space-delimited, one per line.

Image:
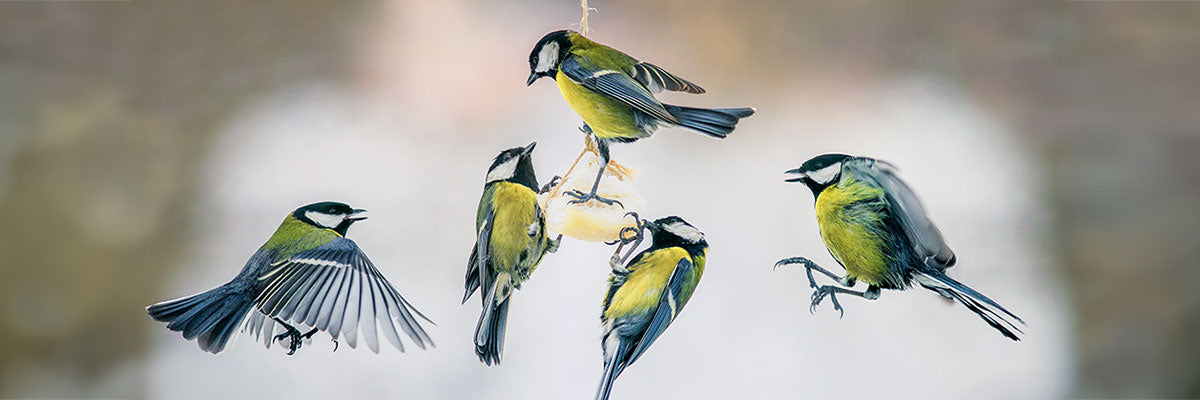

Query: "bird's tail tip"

xmin=915 ymin=270 xmax=1026 ymax=341
xmin=664 ymin=104 xmax=755 ymax=139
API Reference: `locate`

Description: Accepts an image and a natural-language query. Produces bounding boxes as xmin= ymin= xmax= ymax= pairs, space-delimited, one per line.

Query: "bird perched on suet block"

xmin=527 ymin=30 xmax=755 ymax=206
xmin=463 ymin=143 xmax=561 ymax=365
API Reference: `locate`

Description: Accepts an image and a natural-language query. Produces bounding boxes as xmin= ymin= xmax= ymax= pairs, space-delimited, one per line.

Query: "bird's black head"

xmin=527 ymin=30 xmax=573 ymax=86
xmin=486 ymin=142 xmax=539 ymax=191
xmin=785 ymin=153 xmax=853 ymax=197
xmin=293 ymin=201 xmax=367 ymax=236
xmin=646 ymin=215 xmax=707 ymax=251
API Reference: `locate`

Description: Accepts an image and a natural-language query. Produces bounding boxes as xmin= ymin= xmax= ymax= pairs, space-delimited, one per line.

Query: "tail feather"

xmin=914 ymin=270 xmax=1025 ymax=341
xmin=147 ymin=286 xmax=254 ymax=353
xmin=664 ymin=105 xmax=755 ymax=139
xmin=474 ymin=294 xmax=510 ymax=366
xmin=594 ymin=343 xmax=629 ymax=400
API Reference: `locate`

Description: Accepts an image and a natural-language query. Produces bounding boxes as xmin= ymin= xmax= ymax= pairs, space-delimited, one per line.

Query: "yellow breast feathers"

xmin=604 ymin=247 xmax=689 ymax=319
xmin=814 ymin=178 xmax=892 ymax=285
xmin=488 ymin=182 xmax=540 ymax=270
xmin=555 ymin=69 xmax=643 ymax=140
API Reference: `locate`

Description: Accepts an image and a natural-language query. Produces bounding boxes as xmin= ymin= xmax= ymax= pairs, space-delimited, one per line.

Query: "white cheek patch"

xmin=305 ymin=211 xmax=345 ymax=229
xmin=535 ymin=42 xmax=559 ymax=73
xmin=486 ymin=157 xmax=519 ymax=183
xmin=807 ymin=163 xmax=842 ymax=185
xmin=662 ymin=222 xmax=704 ymax=244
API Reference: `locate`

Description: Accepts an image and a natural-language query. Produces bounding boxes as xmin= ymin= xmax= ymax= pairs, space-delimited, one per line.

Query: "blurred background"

xmin=1 ymin=0 xmax=1196 ymax=398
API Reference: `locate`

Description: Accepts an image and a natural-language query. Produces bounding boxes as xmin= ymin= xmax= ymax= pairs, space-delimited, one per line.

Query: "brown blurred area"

xmin=0 ymin=0 xmax=1197 ymax=398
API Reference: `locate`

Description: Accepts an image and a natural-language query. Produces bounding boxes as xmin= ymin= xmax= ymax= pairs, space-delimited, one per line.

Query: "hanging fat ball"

xmin=463 ymin=142 xmax=561 ymax=366
xmin=539 ymin=138 xmax=646 ymax=243
xmin=595 ymin=216 xmax=707 ymax=400
xmin=775 ymin=154 xmax=1025 ymax=340
xmin=147 ymin=202 xmax=434 ymax=354
xmin=527 ymin=30 xmax=754 ymax=206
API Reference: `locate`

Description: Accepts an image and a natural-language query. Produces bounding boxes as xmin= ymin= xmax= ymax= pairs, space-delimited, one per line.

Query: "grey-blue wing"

xmin=560 ymin=56 xmax=678 ymax=124
xmin=843 ymin=157 xmax=955 ymax=269
xmin=246 ymin=238 xmax=433 ymax=353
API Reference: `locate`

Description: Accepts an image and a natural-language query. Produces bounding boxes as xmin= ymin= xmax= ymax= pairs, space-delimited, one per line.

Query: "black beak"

xmin=784 ymin=168 xmax=807 ymax=183
xmin=526 ymin=72 xmax=540 ymax=86
xmin=347 ymin=209 xmax=368 ymax=221
xmin=523 ymin=141 xmax=537 ymax=155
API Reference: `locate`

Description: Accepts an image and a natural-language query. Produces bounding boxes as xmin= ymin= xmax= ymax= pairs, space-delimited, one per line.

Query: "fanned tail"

xmin=664 ymin=105 xmax=755 ymax=139
xmin=914 ymin=270 xmax=1026 ymax=341
xmin=147 ymin=285 xmax=254 ymax=353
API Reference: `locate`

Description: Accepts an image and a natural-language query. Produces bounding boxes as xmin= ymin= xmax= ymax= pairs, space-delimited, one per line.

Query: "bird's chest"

xmin=815 ymin=186 xmax=892 ymax=285
xmin=488 ymin=185 xmax=544 ymax=278
xmin=555 ymin=69 xmax=642 ymax=139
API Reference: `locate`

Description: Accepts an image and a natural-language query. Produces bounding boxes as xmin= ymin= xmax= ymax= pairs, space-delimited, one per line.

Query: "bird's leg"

xmin=271 ymin=317 xmax=312 ymax=356
xmin=565 ymin=139 xmax=623 ymax=207
xmin=774 ymin=257 xmax=849 ymax=288
xmin=810 ymin=285 xmax=881 ymax=318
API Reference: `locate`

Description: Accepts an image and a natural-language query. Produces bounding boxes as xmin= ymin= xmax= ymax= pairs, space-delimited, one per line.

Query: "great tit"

xmin=463 ymin=142 xmax=561 ymax=366
xmin=776 ymin=154 xmax=1025 ymax=340
xmin=595 ymin=215 xmax=707 ymax=400
xmin=147 ymin=202 xmax=434 ymax=354
xmin=527 ymin=30 xmax=755 ymax=205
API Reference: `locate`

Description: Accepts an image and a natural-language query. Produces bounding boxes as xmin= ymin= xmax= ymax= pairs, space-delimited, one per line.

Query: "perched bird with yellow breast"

xmin=463 ymin=142 xmax=561 ymax=365
xmin=527 ymin=30 xmax=754 ymax=206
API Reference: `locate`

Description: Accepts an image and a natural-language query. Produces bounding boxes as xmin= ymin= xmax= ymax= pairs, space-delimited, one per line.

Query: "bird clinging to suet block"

xmin=463 ymin=143 xmax=561 ymax=365
xmin=527 ymin=30 xmax=755 ymax=206
xmin=776 ymin=154 xmax=1025 ymax=340
xmin=596 ymin=215 xmax=707 ymax=400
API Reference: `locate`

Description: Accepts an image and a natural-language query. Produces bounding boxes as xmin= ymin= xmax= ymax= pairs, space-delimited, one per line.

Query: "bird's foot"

xmin=331 ymin=337 xmax=340 ymax=352
xmin=546 ymin=234 xmax=563 ymax=253
xmin=774 ymin=256 xmax=846 ymax=289
xmin=810 ymin=285 xmax=845 ymax=318
xmin=272 ymin=318 xmax=317 ymax=356
xmin=540 ymin=175 xmax=563 ymax=194
xmin=579 ymin=123 xmax=594 ymax=135
xmin=565 ymin=189 xmax=623 ymax=207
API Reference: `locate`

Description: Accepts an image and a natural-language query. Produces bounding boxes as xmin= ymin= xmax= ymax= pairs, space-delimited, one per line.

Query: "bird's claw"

xmin=331 ymin=338 xmax=339 ymax=352
xmin=565 ymin=189 xmax=623 ymax=207
xmin=617 ymin=212 xmax=645 ymax=245
xmin=540 ymin=175 xmax=563 ymax=194
xmin=774 ymin=257 xmax=825 ymax=289
xmin=809 ymin=286 xmax=845 ymax=318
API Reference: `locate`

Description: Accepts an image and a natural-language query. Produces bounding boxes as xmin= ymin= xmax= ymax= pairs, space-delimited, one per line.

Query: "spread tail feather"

xmin=914 ymin=270 xmax=1026 ymax=341
xmin=147 ymin=285 xmax=254 ymax=353
xmin=664 ymin=105 xmax=755 ymax=139
xmin=474 ymin=294 xmax=510 ymax=366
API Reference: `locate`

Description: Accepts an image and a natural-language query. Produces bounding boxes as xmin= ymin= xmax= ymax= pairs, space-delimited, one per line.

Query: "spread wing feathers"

xmin=626 ymin=257 xmax=692 ymax=366
xmin=560 ymin=57 xmax=679 ymax=124
xmin=844 ymin=157 xmax=956 ymax=269
xmin=248 ymin=238 xmax=433 ymax=352
xmin=631 ymin=62 xmax=706 ymax=94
